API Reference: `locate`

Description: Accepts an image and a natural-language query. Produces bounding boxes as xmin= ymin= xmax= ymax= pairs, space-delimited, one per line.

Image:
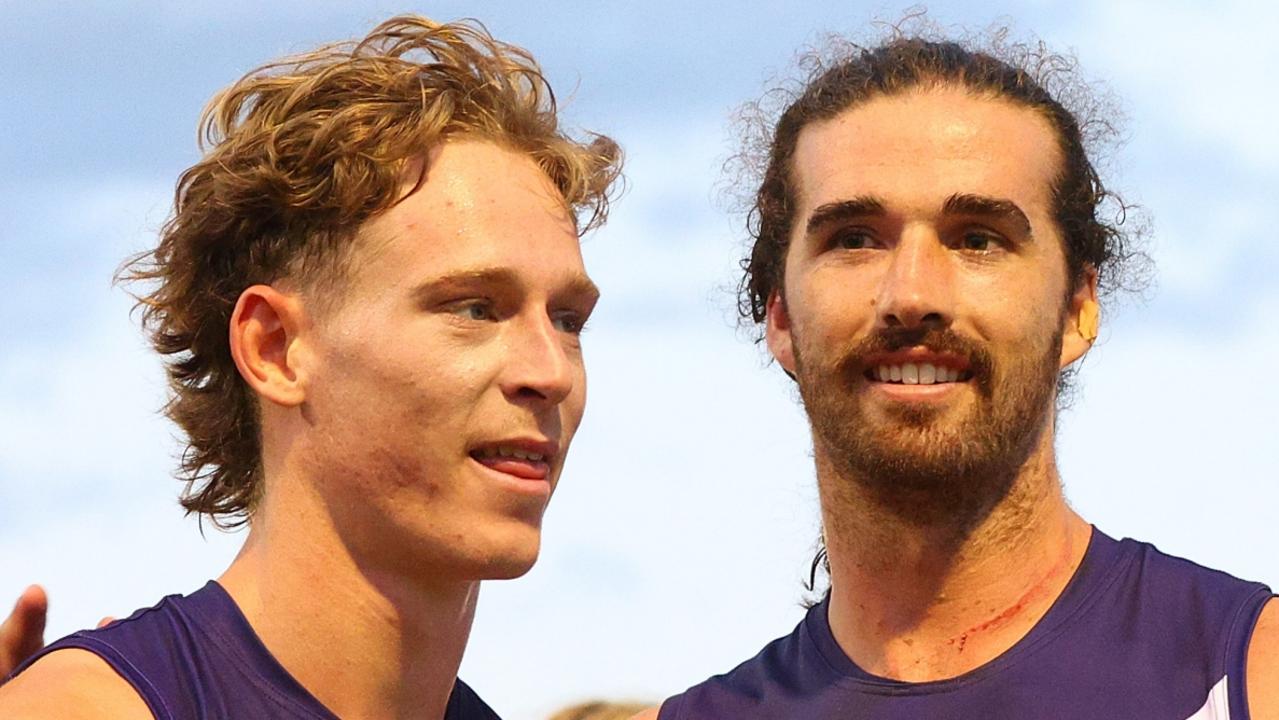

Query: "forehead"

xmin=349 ymin=139 xmax=584 ymax=291
xmin=790 ymin=86 xmax=1063 ymax=224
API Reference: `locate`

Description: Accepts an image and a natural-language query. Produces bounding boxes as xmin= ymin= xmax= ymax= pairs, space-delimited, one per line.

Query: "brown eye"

xmin=831 ymin=229 xmax=873 ymax=250
xmin=552 ymin=311 xmax=587 ymax=334
xmin=961 ymin=232 xmax=994 ymax=251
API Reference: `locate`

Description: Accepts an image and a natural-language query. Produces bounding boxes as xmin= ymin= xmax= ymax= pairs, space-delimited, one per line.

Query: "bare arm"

xmin=629 ymin=708 xmax=661 ymax=720
xmin=1248 ymin=598 xmax=1279 ymax=719
xmin=0 ymin=648 xmax=153 ymax=719
xmin=0 ymin=586 xmax=47 ymax=679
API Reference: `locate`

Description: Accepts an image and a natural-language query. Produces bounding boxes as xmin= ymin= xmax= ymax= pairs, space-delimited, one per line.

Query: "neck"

xmin=817 ymin=425 xmax=1091 ymax=682
xmin=218 ymin=475 xmax=477 ymax=720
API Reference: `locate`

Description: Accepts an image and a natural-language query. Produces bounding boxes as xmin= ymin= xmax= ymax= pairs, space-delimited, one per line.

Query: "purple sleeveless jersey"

xmin=660 ymin=528 xmax=1272 ymax=719
xmin=8 ymin=581 xmax=501 ymax=720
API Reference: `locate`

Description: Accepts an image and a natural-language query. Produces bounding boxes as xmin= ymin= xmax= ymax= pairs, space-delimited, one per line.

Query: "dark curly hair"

xmin=727 ymin=25 xmax=1151 ymax=600
xmin=737 ymin=30 xmax=1149 ymax=335
xmin=118 ymin=15 xmax=622 ymax=528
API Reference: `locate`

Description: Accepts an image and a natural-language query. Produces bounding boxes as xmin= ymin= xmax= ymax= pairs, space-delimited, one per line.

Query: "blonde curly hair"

xmin=120 ymin=15 xmax=622 ymax=527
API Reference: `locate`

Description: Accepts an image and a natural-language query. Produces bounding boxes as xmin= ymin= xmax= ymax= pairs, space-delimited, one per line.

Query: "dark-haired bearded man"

xmin=641 ymin=35 xmax=1278 ymax=720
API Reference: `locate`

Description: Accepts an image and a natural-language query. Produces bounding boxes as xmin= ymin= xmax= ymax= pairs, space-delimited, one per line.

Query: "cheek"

xmin=960 ymin=269 xmax=1053 ymax=337
xmin=303 ymin=376 xmax=470 ymax=504
xmin=561 ymin=365 xmax=590 ymax=438
xmin=795 ymin=283 xmax=874 ymax=351
xmin=321 ymin=355 xmax=429 ymax=423
xmin=309 ymin=336 xmax=489 ymax=466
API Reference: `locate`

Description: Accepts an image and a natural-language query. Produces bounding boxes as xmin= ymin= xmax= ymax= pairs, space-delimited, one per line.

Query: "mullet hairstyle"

xmin=120 ymin=15 xmax=622 ymax=528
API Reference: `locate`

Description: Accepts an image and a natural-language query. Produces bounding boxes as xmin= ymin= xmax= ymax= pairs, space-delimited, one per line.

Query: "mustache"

xmin=838 ymin=326 xmax=995 ymax=392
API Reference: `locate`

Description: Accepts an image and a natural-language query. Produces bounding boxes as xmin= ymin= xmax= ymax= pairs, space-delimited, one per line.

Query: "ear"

xmin=765 ymin=291 xmax=799 ymax=378
xmin=228 ymin=285 xmax=310 ymax=407
xmin=1060 ymin=266 xmax=1100 ymax=369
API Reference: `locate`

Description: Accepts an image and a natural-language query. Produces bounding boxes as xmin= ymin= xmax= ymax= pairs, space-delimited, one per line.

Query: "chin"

xmin=476 ymin=548 xmax=541 ymax=580
xmin=483 ymin=557 xmax=539 ymax=580
xmin=469 ymin=525 xmax=544 ymax=580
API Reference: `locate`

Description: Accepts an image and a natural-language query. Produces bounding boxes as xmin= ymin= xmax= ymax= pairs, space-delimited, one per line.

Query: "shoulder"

xmin=1119 ymin=537 xmax=1276 ymax=715
xmin=1121 ymin=536 xmax=1260 ymax=589
xmin=1247 ymin=598 xmax=1279 ymax=719
xmin=647 ymin=608 xmax=829 ymax=720
xmin=1111 ymin=536 xmax=1270 ymax=623
xmin=0 ymin=648 xmax=153 ymax=719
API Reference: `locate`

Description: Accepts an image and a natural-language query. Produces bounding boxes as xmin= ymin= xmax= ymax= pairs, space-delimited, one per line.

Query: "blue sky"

xmin=2 ymin=2 xmax=1277 ymax=717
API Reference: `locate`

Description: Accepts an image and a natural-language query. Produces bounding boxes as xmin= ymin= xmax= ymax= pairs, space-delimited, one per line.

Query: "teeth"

xmin=478 ymin=447 xmax=545 ymax=462
xmin=873 ymin=363 xmax=965 ymax=386
xmin=918 ymin=363 xmax=936 ymax=384
xmin=902 ymin=363 xmax=919 ymax=384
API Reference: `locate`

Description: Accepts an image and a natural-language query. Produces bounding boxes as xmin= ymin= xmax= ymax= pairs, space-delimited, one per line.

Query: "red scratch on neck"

xmin=950 ymin=531 xmax=1078 ymax=649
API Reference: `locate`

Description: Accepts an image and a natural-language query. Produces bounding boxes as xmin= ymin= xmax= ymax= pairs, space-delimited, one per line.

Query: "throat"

xmin=822 ymin=490 xmax=1090 ymax=682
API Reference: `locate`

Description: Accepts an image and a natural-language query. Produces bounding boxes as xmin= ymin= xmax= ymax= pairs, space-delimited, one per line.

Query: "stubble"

xmin=794 ymin=322 xmax=1063 ymax=531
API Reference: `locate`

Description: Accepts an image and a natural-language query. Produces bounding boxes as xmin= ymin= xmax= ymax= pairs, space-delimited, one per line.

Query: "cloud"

xmin=1060 ymin=277 xmax=1279 ymax=583
xmin=1072 ymin=0 xmax=1279 ymax=173
xmin=2 ymin=5 xmax=1276 ymax=719
xmin=0 ymin=179 xmax=178 ymax=519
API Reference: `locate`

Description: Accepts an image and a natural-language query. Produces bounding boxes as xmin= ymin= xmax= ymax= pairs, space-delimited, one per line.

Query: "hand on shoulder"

xmin=0 ymin=585 xmax=47 ymax=679
xmin=0 ymin=648 xmax=152 ymax=719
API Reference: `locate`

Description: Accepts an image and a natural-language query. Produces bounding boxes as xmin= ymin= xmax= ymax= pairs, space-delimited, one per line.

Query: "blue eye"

xmin=455 ymin=301 xmax=495 ymax=321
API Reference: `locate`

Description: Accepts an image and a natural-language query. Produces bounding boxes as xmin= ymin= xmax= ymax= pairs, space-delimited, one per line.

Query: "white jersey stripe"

xmin=1184 ymin=676 xmax=1231 ymax=720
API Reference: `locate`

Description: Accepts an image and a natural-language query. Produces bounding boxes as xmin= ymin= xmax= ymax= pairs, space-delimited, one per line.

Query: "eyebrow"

xmin=942 ymin=193 xmax=1033 ymax=238
xmin=413 ymin=267 xmax=600 ymax=303
xmin=805 ymin=196 xmax=887 ymax=236
xmin=804 ymin=193 xmax=1034 ymax=241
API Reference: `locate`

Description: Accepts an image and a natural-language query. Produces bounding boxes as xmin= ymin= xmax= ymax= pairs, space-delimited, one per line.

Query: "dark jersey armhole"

xmin=446 ymin=678 xmax=503 ymax=719
xmin=1228 ymin=588 xmax=1275 ymax=720
xmin=656 ymin=693 xmax=684 ymax=720
xmin=13 ymin=636 xmax=169 ymax=720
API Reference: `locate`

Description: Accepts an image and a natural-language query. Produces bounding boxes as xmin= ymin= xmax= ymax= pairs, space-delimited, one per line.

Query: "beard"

xmin=794 ymin=321 xmax=1063 ymax=528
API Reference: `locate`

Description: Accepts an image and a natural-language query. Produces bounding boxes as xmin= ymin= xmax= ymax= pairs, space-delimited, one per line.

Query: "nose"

xmin=500 ymin=312 xmax=577 ymax=407
xmin=875 ymin=224 xmax=955 ymax=331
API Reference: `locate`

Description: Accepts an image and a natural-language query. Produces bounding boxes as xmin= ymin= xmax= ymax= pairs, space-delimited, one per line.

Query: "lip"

xmin=862 ymin=348 xmax=971 ymax=373
xmin=868 ymin=380 xmax=965 ymax=403
xmin=468 ymin=457 xmax=554 ymax=498
xmin=467 ymin=437 xmax=559 ymax=492
xmin=860 ymin=347 xmax=973 ymax=401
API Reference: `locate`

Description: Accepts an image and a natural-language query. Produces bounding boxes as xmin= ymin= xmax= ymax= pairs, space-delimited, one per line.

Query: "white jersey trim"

xmin=1185 ymin=676 xmax=1231 ymax=720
